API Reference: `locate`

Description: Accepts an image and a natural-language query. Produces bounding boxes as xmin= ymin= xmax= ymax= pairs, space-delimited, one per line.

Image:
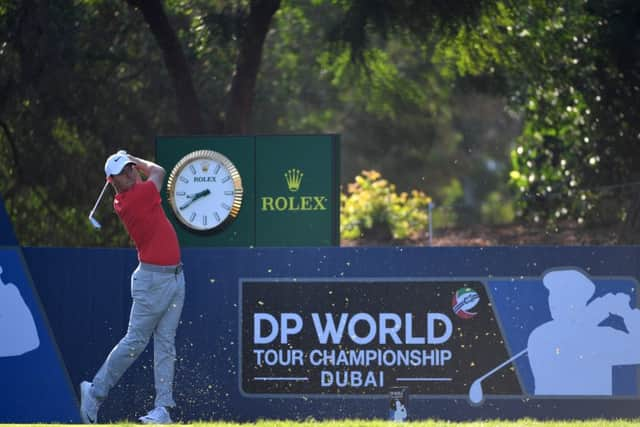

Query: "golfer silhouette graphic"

xmin=0 ymin=265 xmax=40 ymax=357
xmin=527 ymin=268 xmax=640 ymax=395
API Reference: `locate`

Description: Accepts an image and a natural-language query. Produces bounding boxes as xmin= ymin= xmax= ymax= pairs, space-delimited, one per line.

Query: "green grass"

xmin=4 ymin=420 xmax=640 ymax=427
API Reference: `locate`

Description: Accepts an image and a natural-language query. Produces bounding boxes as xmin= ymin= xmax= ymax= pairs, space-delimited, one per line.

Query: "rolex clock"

xmin=167 ymin=150 xmax=243 ymax=231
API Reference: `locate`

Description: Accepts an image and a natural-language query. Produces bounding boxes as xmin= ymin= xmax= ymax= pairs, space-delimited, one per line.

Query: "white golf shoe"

xmin=79 ymin=381 xmax=101 ymax=424
xmin=139 ymin=406 xmax=172 ymax=424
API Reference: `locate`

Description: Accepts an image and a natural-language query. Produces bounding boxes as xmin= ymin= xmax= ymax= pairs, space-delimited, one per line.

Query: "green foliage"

xmin=4 ymin=0 xmax=639 ymax=247
xmin=340 ymin=170 xmax=431 ymax=241
xmin=258 ymin=0 xmax=517 ymax=214
xmin=430 ymin=178 xmax=463 ymax=229
xmin=481 ymin=190 xmax=515 ymax=225
xmin=495 ymin=1 xmax=607 ymax=225
xmin=435 ymin=0 xmax=640 ymax=230
xmin=1 ymin=0 xmax=518 ymax=247
xmin=429 ymin=179 xmax=516 ymax=229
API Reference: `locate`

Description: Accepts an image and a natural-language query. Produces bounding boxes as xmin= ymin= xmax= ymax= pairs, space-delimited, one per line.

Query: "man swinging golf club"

xmin=80 ymin=150 xmax=185 ymax=424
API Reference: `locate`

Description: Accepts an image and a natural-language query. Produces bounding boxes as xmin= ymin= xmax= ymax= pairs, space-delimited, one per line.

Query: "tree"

xmin=126 ymin=0 xmax=205 ymax=133
xmin=436 ymin=0 xmax=640 ymax=238
xmin=257 ymin=0 xmax=519 ymax=224
xmin=0 ymin=0 xmax=285 ymax=246
xmin=125 ymin=0 xmax=281 ymax=134
xmin=2 ymin=0 xmax=510 ymax=246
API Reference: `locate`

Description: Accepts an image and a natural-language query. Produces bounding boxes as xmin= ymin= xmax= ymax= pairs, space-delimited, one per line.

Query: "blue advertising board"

xmin=241 ymin=272 xmax=639 ymax=401
xmin=21 ymin=246 xmax=640 ymax=422
xmin=0 ymin=247 xmax=80 ymax=422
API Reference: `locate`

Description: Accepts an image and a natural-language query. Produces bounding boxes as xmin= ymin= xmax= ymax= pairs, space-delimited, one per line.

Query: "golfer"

xmin=528 ymin=268 xmax=640 ymax=395
xmin=80 ymin=151 xmax=185 ymax=424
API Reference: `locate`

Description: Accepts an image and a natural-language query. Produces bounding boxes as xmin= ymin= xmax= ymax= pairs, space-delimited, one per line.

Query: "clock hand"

xmin=193 ymin=188 xmax=211 ymax=199
xmin=179 ymin=188 xmax=211 ymax=210
xmin=178 ymin=199 xmax=193 ymax=211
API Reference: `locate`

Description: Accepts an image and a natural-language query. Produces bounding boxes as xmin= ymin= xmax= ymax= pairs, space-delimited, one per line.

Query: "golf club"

xmin=88 ymin=180 xmax=110 ymax=229
xmin=468 ymin=348 xmax=528 ymax=405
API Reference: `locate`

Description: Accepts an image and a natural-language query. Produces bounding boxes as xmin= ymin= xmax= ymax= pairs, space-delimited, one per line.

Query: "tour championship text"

xmin=251 ymin=312 xmax=454 ymax=388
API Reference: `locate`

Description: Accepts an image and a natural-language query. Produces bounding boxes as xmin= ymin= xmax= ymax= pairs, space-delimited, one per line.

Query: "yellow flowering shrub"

xmin=341 ymin=170 xmax=432 ymax=241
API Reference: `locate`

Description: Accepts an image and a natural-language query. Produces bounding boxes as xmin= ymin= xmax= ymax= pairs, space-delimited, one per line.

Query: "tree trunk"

xmin=224 ymin=0 xmax=280 ymax=134
xmin=126 ymin=0 xmax=205 ymax=134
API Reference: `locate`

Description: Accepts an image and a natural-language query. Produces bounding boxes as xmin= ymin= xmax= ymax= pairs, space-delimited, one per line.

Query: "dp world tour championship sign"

xmin=241 ymin=270 xmax=640 ymax=402
xmin=16 ymin=245 xmax=640 ymax=421
xmin=241 ymin=280 xmax=519 ymax=395
xmin=3 ymin=187 xmax=640 ymax=421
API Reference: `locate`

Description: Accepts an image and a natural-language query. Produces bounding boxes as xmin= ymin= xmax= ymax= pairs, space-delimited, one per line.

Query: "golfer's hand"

xmin=593 ymin=292 xmax=631 ymax=316
xmin=125 ymin=154 xmax=165 ymax=191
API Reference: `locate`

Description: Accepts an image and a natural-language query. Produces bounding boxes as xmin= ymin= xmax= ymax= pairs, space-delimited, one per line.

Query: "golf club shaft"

xmin=478 ymin=348 xmax=528 ymax=382
xmin=89 ymin=181 xmax=110 ymax=216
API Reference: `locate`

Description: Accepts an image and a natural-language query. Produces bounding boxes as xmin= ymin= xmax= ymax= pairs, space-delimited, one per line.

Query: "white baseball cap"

xmin=104 ymin=150 xmax=136 ymax=177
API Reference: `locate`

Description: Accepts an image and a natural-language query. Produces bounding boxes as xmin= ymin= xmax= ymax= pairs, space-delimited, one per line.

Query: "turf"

xmin=4 ymin=420 xmax=640 ymax=427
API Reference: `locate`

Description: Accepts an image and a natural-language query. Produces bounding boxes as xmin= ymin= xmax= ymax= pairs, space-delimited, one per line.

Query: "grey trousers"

xmin=92 ymin=264 xmax=185 ymax=408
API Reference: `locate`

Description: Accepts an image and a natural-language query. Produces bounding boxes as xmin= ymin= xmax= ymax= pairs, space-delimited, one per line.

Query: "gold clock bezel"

xmin=166 ymin=149 xmax=243 ymax=231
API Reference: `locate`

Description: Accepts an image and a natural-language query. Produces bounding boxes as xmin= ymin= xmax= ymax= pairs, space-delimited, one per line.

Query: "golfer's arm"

xmin=129 ymin=155 xmax=165 ymax=191
xmin=606 ymin=309 xmax=640 ymax=364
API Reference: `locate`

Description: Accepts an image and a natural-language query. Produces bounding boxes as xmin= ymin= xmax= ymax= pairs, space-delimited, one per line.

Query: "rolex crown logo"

xmin=201 ymin=161 xmax=210 ymax=173
xmin=284 ymin=168 xmax=303 ymax=192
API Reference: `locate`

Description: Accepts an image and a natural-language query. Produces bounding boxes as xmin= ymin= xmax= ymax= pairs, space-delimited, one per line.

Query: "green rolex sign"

xmin=156 ymin=135 xmax=339 ymax=247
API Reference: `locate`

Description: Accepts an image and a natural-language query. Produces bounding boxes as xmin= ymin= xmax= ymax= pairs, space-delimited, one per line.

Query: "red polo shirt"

xmin=114 ymin=180 xmax=181 ymax=266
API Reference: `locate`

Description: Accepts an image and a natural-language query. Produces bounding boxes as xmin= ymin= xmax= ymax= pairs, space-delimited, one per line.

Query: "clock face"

xmin=167 ymin=150 xmax=243 ymax=231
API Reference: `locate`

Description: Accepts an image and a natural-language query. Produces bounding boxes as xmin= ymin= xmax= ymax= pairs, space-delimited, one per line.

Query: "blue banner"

xmin=23 ymin=246 xmax=640 ymax=422
xmin=0 ymin=247 xmax=80 ymax=422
